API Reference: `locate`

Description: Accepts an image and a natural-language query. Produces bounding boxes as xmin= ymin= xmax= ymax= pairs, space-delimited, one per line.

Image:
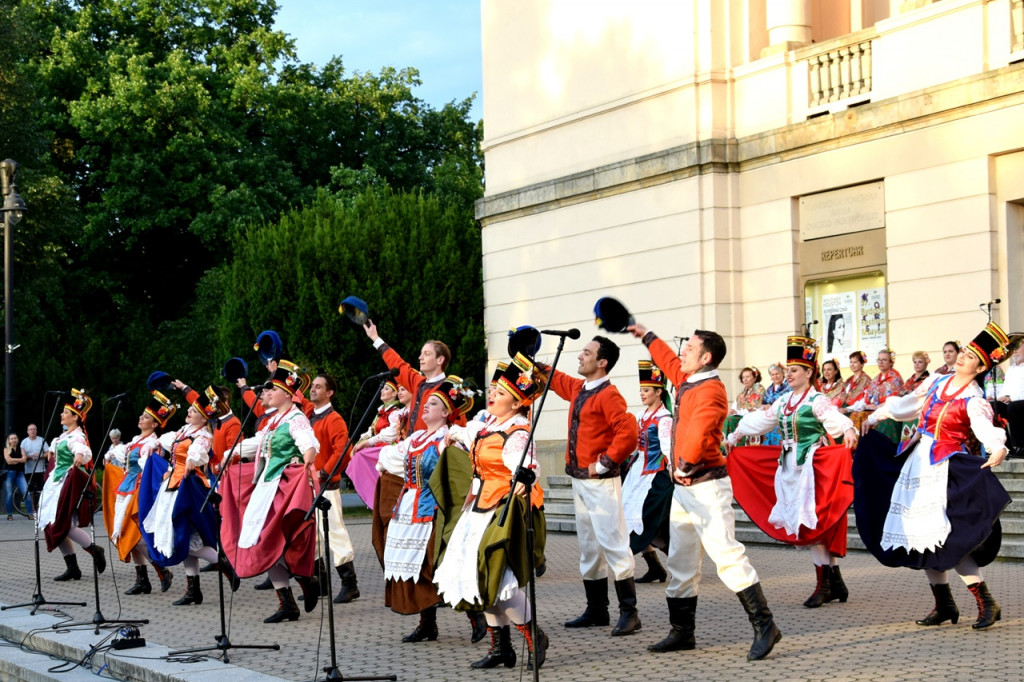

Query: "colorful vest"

xmin=470 ymin=425 xmax=543 ymax=511
xmin=52 ymin=438 xmax=76 ymax=483
xmin=915 ymin=375 xmax=977 ymax=465
xmin=168 ymin=428 xmax=210 ymax=489
xmin=637 ymin=410 xmax=669 ymax=474
xmin=261 ymin=410 xmax=304 ymax=482
xmin=777 ymin=400 xmax=826 ymax=467
xmin=399 ymin=431 xmax=443 ymax=523
xmin=117 ymin=437 xmax=153 ymax=494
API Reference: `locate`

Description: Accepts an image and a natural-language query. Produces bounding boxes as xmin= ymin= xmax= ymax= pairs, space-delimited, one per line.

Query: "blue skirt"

xmin=852 ymin=430 xmax=1009 ymax=571
xmin=628 ymin=468 xmax=673 ymax=554
xmin=137 ymin=456 xmax=219 ymax=567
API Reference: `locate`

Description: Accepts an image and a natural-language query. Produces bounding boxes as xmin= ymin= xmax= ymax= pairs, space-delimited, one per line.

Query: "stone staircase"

xmin=544 ymin=459 xmax=1024 ymax=560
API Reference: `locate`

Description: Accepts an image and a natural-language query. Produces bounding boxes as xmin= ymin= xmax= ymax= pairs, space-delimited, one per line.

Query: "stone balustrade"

xmin=806 ymin=39 xmax=873 ymax=109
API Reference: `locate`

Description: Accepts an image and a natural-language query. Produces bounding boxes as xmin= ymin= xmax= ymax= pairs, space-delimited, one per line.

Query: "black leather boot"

xmin=264 ymin=586 xmax=300 ymax=623
xmin=253 ymin=574 xmax=274 ymax=590
xmin=915 ymin=583 xmax=959 ymax=626
xmin=471 ymin=626 xmax=516 ymax=669
xmin=636 ymin=550 xmax=667 ymax=583
xmin=295 ymin=574 xmax=321 ymax=613
xmin=467 ymin=610 xmax=488 ymax=643
xmin=611 ymin=577 xmax=642 ymax=636
xmin=84 ymin=543 xmax=106 ymax=574
xmin=218 ymin=554 xmax=241 ymax=592
xmin=173 ymin=575 xmax=203 ymax=606
xmin=199 ymin=561 xmax=218 ymax=572
xmin=334 ymin=561 xmax=360 ymax=603
xmin=647 ymin=596 xmax=697 ymax=652
xmin=125 ymin=565 xmax=152 ymax=595
xmin=967 ymin=581 xmax=1001 ymax=629
xmin=54 ymin=554 xmax=82 ymax=582
xmin=516 ymin=623 xmax=548 ymax=671
xmin=403 ymin=606 xmax=439 ymax=643
xmin=152 ymin=563 xmax=173 ymax=593
xmin=829 ymin=565 xmax=849 ymax=603
xmin=803 ymin=565 xmax=832 ymax=608
xmin=737 ymin=583 xmax=781 ymax=661
xmin=564 ymin=578 xmax=610 ymax=627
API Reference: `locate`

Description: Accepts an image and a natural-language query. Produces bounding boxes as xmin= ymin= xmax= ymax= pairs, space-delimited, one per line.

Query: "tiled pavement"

xmin=1 ymin=515 xmax=1023 ymax=681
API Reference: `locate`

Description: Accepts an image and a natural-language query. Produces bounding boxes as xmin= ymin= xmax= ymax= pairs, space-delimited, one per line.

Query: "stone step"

xmin=543 ymin=502 xmax=576 ymax=519
xmin=544 ymin=486 xmax=574 ymax=502
xmin=546 ymin=475 xmax=572 ymax=488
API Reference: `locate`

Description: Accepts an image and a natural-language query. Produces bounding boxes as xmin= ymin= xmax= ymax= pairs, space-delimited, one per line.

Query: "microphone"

xmin=104 ymin=391 xmax=130 ymax=403
xmin=981 ymin=299 xmax=1001 ymax=306
xmin=45 ymin=390 xmax=65 ymax=394
xmin=541 ymin=328 xmax=581 ymax=340
xmin=366 ymin=368 xmax=400 ymax=381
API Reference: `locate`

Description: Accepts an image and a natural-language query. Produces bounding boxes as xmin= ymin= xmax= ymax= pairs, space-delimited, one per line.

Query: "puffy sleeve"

xmin=657 ymin=413 xmax=673 ymax=446
xmin=288 ymin=414 xmax=320 ymax=454
xmin=811 ymin=394 xmax=854 ymax=438
xmin=448 ymin=420 xmax=486 ymax=450
xmin=502 ymin=428 xmax=536 ymax=474
xmin=728 ymin=401 xmax=781 ymax=444
xmin=966 ymin=397 xmax=1007 ymax=455
xmin=186 ymin=430 xmax=211 ymax=466
xmin=68 ymin=431 xmax=93 ymax=461
xmin=869 ymin=373 xmax=941 ymax=424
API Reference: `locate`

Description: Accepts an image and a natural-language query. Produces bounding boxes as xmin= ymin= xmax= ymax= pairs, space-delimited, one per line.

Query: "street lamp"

xmin=0 ymin=159 xmax=26 ymax=438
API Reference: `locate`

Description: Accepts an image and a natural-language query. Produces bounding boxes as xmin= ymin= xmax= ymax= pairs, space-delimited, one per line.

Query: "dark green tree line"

xmin=0 ymin=0 xmax=484 ymax=438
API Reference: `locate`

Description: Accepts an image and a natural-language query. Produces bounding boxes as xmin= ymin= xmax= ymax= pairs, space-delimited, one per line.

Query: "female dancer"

xmin=371 ymin=384 xmax=413 ymax=562
xmin=854 ymin=322 xmax=1015 ymax=630
xmin=622 ymin=360 xmax=673 ymax=584
xmin=904 ymin=351 xmax=931 ymax=392
xmin=220 ymin=361 xmax=322 ymax=623
xmin=102 ymin=391 xmax=176 ymax=594
xmin=139 ymin=386 xmax=239 ymax=605
xmin=727 ymin=336 xmax=858 ymax=607
xmin=436 ymin=355 xmax=547 ymax=669
xmin=383 ymin=377 xmax=471 ymax=643
xmin=349 ymin=378 xmax=406 ymax=508
xmin=39 ymin=390 xmax=106 ymax=581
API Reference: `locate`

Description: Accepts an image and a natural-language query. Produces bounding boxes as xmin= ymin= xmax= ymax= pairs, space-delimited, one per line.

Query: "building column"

xmin=762 ymin=0 xmax=812 ymax=57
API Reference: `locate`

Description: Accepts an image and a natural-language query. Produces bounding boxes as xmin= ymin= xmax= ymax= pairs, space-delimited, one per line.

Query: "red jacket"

xmin=646 ymin=335 xmax=728 ymax=472
xmin=378 ymin=343 xmax=445 ymax=432
xmin=182 ymin=387 xmax=241 ymax=474
xmin=547 ymin=369 xmax=638 ymax=479
xmin=310 ymin=406 xmax=350 ymax=485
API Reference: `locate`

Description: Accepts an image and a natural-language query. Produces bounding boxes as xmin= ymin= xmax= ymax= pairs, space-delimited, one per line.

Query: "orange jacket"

xmin=547 ymin=368 xmax=638 ymax=479
xmin=310 ymin=406 xmax=350 ymax=485
xmin=646 ymin=335 xmax=728 ymax=472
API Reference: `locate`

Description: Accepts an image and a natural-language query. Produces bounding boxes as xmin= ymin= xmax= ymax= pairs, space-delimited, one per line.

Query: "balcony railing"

xmin=806 ymin=40 xmax=873 ymax=111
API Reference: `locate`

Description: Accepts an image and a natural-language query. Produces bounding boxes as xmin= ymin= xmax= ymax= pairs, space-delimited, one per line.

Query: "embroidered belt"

xmin=675 ymin=465 xmax=728 ymax=486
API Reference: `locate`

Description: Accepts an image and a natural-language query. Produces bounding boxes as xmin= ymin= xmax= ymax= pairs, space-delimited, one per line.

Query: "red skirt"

xmin=218 ymin=462 xmax=317 ymax=578
xmin=44 ymin=467 xmax=95 ymax=552
xmin=727 ymin=444 xmax=853 ymax=556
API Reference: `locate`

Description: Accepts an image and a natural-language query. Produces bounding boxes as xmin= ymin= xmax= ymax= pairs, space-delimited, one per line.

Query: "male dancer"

xmin=544 ymin=336 xmax=641 ymax=636
xmin=363 ymin=321 xmax=449 ymax=431
xmin=629 ymin=323 xmax=781 ymax=660
xmin=309 ymin=372 xmax=359 ymax=603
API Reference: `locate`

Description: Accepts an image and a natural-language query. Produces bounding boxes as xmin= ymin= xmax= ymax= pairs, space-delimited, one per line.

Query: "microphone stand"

xmin=2 ymin=394 xmax=86 ymax=615
xmin=497 ymin=335 xmax=569 ymax=681
xmin=61 ymin=397 xmax=148 ymax=634
xmin=301 ymin=374 xmax=396 ymax=682
xmin=170 ymin=389 xmax=280 ymax=663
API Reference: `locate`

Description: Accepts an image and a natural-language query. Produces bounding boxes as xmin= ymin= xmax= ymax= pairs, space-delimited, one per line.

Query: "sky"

xmin=273 ymin=0 xmax=484 ymax=122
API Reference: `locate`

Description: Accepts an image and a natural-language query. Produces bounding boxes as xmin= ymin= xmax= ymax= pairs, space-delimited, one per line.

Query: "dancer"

xmin=726 ymin=335 xmax=858 ymax=607
xmin=628 ymin=323 xmax=781 ymax=661
xmin=836 ymin=350 xmax=872 ymax=412
xmin=854 ymin=322 xmax=1015 ymax=630
xmin=383 ymin=377 xmax=472 ymax=643
xmin=102 ymin=391 xmax=176 ymax=594
xmin=622 ymin=360 xmax=673 ymax=584
xmin=542 ymin=336 xmax=640 ymax=637
xmin=172 ymin=381 xmax=240 ymax=474
xmin=220 ymin=360 xmax=322 ymax=623
xmin=139 ymin=386 xmax=239 ymax=605
xmin=39 ymin=389 xmax=106 ymax=581
xmin=349 ymin=378 xmax=405 ymax=508
xmin=436 ymin=354 xmax=548 ymax=669
xmin=308 ymin=371 xmax=359 ymax=604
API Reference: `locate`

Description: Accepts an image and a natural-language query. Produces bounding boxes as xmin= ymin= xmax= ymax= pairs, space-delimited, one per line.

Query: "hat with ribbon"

xmin=638 ymin=360 xmax=666 ymax=388
xmin=145 ymin=390 xmax=177 ymax=429
xmin=496 ymin=353 xmax=546 ymax=406
xmin=65 ymin=388 xmax=93 ymax=422
xmin=966 ymin=321 xmax=1013 ymax=370
xmin=787 ymin=335 xmax=818 ymax=370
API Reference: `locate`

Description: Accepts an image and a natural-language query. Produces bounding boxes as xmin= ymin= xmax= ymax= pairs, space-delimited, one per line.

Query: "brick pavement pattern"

xmin=1 ymin=516 xmax=1023 ymax=681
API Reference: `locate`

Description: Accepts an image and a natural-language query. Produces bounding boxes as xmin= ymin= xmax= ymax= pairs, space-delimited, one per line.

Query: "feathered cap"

xmin=496 ymin=353 xmax=546 ymax=406
xmin=428 ymin=375 xmax=475 ymax=419
xmin=190 ymin=385 xmax=229 ymax=421
xmin=787 ymin=335 xmax=818 ymax=370
xmin=269 ymin=359 xmax=311 ymax=397
xmin=638 ymin=359 xmax=665 ymax=388
xmin=145 ymin=390 xmax=177 ymax=428
xmin=64 ymin=388 xmax=92 ymax=422
xmin=966 ymin=321 xmax=1014 ymax=370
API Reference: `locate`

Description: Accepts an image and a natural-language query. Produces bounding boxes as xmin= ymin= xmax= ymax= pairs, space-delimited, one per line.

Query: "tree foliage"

xmin=0 ymin=0 xmax=485 ymax=437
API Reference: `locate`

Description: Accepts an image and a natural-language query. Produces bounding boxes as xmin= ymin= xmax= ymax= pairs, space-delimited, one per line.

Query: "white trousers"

xmin=316 ymin=488 xmax=355 ymax=566
xmin=665 ymin=477 xmax=759 ymax=598
xmin=571 ymin=477 xmax=635 ymax=581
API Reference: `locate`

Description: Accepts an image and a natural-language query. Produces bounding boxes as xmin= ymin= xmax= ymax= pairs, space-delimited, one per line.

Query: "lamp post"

xmin=0 ymin=159 xmax=26 ymax=438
